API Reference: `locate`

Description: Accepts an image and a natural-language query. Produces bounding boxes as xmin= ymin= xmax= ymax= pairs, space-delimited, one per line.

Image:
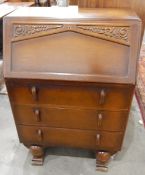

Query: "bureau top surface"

xmin=5 ymin=6 xmax=140 ymax=21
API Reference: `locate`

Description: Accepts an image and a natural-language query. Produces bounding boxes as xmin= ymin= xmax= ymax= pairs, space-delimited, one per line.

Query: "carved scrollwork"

xmin=13 ymin=23 xmax=130 ymax=45
xmin=77 ymin=25 xmax=129 ymax=42
xmin=14 ymin=24 xmax=63 ymax=37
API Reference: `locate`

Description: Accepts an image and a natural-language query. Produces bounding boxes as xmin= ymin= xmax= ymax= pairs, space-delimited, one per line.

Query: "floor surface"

xmin=0 ymin=95 xmax=145 ymax=175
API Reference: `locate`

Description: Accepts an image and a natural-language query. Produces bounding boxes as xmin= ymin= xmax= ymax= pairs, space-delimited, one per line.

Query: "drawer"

xmin=13 ymin=105 xmax=128 ymax=131
xmin=7 ymin=82 xmax=133 ymax=110
xmin=17 ymin=125 xmax=123 ymax=151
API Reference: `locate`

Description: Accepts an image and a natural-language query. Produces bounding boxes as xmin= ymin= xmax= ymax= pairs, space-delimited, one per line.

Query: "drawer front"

xmin=18 ymin=126 xmax=123 ymax=151
xmin=8 ymin=83 xmax=133 ymax=110
xmin=13 ymin=105 xmax=128 ymax=131
xmin=8 ymin=85 xmax=100 ymax=107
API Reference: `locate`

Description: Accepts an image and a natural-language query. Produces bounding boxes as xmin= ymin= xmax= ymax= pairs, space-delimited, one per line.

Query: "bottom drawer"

xmin=17 ymin=125 xmax=124 ymax=151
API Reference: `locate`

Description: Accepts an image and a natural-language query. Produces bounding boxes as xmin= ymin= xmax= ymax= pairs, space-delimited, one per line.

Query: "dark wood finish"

xmin=3 ymin=7 xmax=141 ymax=170
xmin=78 ymin=0 xmax=145 ymax=43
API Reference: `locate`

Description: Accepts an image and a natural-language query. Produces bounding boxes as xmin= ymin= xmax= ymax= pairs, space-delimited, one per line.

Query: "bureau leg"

xmin=30 ymin=145 xmax=44 ymax=165
xmin=96 ymin=151 xmax=111 ymax=172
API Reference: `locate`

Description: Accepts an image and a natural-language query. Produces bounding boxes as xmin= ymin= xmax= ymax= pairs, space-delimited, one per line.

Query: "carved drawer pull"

xmin=99 ymin=89 xmax=106 ymax=105
xmin=33 ymin=109 xmax=41 ymax=122
xmin=98 ymin=113 xmax=103 ymax=127
xmin=37 ymin=129 xmax=43 ymax=141
xmin=96 ymin=134 xmax=101 ymax=146
xmin=31 ymin=86 xmax=38 ymax=101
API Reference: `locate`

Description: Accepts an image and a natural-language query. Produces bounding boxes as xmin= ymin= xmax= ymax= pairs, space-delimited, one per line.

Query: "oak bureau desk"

xmin=3 ymin=6 xmax=141 ymax=171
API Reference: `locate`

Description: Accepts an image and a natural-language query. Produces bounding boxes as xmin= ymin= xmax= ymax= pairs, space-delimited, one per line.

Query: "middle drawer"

xmin=13 ymin=105 xmax=128 ymax=131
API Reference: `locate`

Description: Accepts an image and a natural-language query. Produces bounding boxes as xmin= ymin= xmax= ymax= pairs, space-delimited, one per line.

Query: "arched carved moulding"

xmin=12 ymin=23 xmax=130 ymax=46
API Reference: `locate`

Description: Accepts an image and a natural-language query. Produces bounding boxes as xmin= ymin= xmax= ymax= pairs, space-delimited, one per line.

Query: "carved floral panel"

xmin=13 ymin=23 xmax=130 ymax=45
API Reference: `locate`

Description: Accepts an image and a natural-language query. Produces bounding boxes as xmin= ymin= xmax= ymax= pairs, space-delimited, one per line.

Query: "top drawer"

xmin=7 ymin=81 xmax=133 ymax=110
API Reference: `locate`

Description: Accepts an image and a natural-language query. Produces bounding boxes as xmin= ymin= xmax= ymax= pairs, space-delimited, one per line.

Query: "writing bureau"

xmin=3 ymin=7 xmax=141 ymax=171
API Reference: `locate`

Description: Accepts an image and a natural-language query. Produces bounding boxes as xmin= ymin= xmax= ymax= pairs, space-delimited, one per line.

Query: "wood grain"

xmin=13 ymin=105 xmax=129 ymax=131
xmin=3 ymin=8 xmax=141 ymax=84
xmin=3 ymin=7 xmax=140 ymax=169
xmin=78 ymin=0 xmax=145 ymax=42
xmin=18 ymin=125 xmax=124 ymax=151
xmin=7 ymin=80 xmax=133 ymax=110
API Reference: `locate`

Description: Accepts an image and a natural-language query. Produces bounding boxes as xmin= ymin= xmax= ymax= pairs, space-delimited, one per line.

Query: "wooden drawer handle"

xmin=37 ymin=129 xmax=43 ymax=141
xmin=31 ymin=86 xmax=38 ymax=101
xmin=33 ymin=109 xmax=41 ymax=122
xmin=98 ymin=113 xmax=103 ymax=127
xmin=99 ymin=89 xmax=106 ymax=105
xmin=96 ymin=134 xmax=101 ymax=146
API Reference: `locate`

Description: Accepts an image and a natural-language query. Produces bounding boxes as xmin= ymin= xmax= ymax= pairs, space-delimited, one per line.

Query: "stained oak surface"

xmin=4 ymin=7 xmax=141 ymax=84
xmin=13 ymin=105 xmax=128 ymax=131
xmin=3 ymin=7 xmax=141 ymax=168
xmin=78 ymin=0 xmax=145 ymax=42
xmin=7 ymin=81 xmax=133 ymax=109
xmin=18 ymin=125 xmax=124 ymax=151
